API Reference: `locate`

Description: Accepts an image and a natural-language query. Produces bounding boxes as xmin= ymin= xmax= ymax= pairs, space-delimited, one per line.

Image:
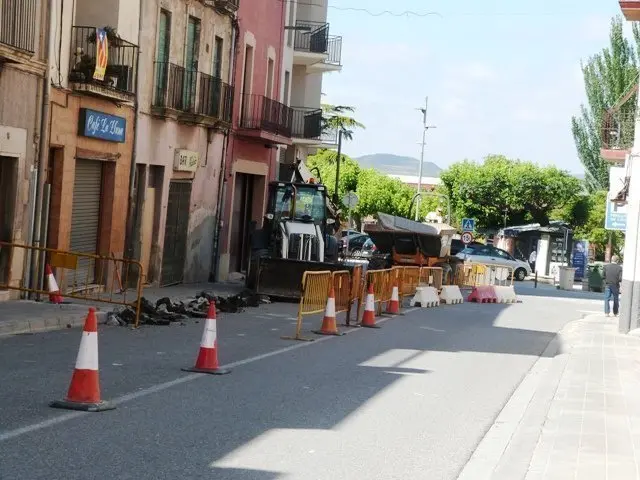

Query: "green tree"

xmin=321 ymin=104 xmax=365 ymax=141
xmin=572 ymin=16 xmax=640 ymax=191
xmin=440 ymin=155 xmax=582 ymax=230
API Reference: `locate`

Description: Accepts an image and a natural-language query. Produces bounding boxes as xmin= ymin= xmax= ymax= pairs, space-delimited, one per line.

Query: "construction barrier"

xmin=410 ymin=286 xmax=440 ymax=308
xmin=419 ymin=266 xmax=443 ymax=290
xmin=401 ymin=266 xmax=421 ymax=300
xmin=0 ymin=242 xmax=144 ymax=327
xmin=467 ymin=285 xmax=498 ymax=303
xmin=494 ymin=285 xmax=518 ymax=303
xmin=366 ymin=268 xmax=393 ymax=315
xmin=440 ymin=285 xmax=464 ymax=304
xmin=332 ymin=269 xmax=353 ymax=318
xmin=345 ymin=264 xmax=364 ymax=326
xmin=454 ymin=263 xmax=489 ymax=289
xmin=284 ymin=270 xmax=332 ymax=341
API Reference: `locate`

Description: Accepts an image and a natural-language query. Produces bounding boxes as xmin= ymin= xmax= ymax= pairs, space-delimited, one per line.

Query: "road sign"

xmin=461 ymin=218 xmax=475 ymax=232
xmin=461 ymin=231 xmax=474 ymax=245
xmin=342 ymin=191 xmax=359 ymax=209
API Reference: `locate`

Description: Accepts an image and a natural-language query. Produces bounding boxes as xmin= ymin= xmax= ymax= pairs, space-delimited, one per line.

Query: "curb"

xmin=455 ymin=316 xmax=589 ymax=480
xmin=0 ymin=308 xmax=107 ymax=338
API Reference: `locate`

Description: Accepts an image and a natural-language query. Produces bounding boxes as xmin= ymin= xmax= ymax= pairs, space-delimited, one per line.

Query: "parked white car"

xmin=455 ymin=245 xmax=532 ymax=281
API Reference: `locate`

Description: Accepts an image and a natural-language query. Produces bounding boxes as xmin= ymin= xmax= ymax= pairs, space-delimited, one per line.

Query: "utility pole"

xmin=415 ymin=97 xmax=436 ymax=221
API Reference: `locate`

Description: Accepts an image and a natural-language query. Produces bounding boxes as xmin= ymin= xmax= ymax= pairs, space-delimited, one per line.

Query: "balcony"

xmin=290 ymin=107 xmax=338 ymax=146
xmin=151 ymin=62 xmax=234 ymax=125
xmin=203 ymin=0 xmax=239 ymax=15
xmin=620 ymin=1 xmax=640 ymax=20
xmin=600 ymin=110 xmax=636 ymax=163
xmin=68 ymin=26 xmax=138 ymax=103
xmin=293 ymin=21 xmax=342 ymax=72
xmin=238 ymin=94 xmax=293 ymax=145
xmin=0 ymin=0 xmax=43 ymax=71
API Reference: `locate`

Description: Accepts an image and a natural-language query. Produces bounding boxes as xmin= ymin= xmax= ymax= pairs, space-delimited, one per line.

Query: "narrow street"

xmin=0 ymin=288 xmax=600 ymax=479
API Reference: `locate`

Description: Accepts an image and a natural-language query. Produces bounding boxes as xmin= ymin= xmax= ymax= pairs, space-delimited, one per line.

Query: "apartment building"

xmin=281 ymin=0 xmax=342 ymax=174
xmin=132 ymin=0 xmax=236 ymax=286
xmin=216 ymin=0 xmax=290 ymax=280
xmin=43 ymin=0 xmax=139 ymax=286
xmin=0 ymin=0 xmax=49 ymax=298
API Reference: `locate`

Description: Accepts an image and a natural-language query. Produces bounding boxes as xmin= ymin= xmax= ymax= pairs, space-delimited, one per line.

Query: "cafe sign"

xmin=174 ymin=149 xmax=199 ymax=172
xmin=78 ymin=108 xmax=126 ymax=143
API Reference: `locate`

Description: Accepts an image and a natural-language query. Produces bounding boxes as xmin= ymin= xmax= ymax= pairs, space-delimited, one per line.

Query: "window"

xmin=213 ymin=36 xmax=223 ymax=79
xmin=287 ymin=0 xmax=295 ymax=46
xmin=266 ymin=57 xmax=275 ymax=99
xmin=154 ymin=10 xmax=171 ymax=105
xmin=493 ymin=248 xmax=513 ymax=260
xmin=183 ymin=16 xmax=201 ymax=110
xmin=240 ymin=45 xmax=254 ymax=121
xmin=0 ymin=0 xmax=37 ymax=52
xmin=283 ymin=70 xmax=290 ymax=105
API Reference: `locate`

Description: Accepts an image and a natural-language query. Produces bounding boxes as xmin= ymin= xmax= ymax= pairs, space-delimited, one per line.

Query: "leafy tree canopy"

xmin=439 ymin=155 xmax=582 ymax=230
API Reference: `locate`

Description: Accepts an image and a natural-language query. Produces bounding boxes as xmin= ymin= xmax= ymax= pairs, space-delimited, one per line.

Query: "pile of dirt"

xmin=105 ymin=289 xmax=270 ymax=326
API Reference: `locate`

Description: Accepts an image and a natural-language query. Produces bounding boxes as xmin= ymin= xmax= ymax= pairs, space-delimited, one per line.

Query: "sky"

xmin=321 ymin=0 xmax=629 ymax=175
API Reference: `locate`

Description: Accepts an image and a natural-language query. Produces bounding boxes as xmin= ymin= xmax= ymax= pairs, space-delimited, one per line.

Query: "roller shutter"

xmin=161 ymin=181 xmax=192 ymax=286
xmin=70 ymin=159 xmax=102 ymax=286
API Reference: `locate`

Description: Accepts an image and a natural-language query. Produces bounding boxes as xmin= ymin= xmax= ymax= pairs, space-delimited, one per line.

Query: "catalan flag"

xmin=92 ymin=29 xmax=109 ymax=81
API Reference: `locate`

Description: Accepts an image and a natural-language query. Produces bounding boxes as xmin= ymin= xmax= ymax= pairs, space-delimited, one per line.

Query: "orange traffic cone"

xmin=46 ymin=264 xmax=63 ymax=304
xmin=360 ymin=283 xmax=380 ymax=328
xmin=386 ymin=280 xmax=401 ymax=314
xmin=50 ymin=308 xmax=114 ymax=412
xmin=182 ymin=303 xmax=231 ymax=375
xmin=313 ymin=287 xmax=344 ymax=336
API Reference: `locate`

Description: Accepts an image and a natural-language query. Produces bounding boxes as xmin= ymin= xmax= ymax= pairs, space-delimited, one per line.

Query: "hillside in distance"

xmin=355 ymin=153 xmax=442 ymax=177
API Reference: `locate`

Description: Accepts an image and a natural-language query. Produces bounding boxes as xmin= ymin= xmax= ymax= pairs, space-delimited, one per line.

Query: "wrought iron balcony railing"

xmin=294 ymin=21 xmax=330 ymax=54
xmin=152 ymin=62 xmax=233 ymax=123
xmin=0 ymin=0 xmax=37 ymax=53
xmin=68 ymin=26 xmax=138 ymax=95
xmin=326 ymin=36 xmax=342 ymax=66
xmin=291 ymin=107 xmax=323 ymax=139
xmin=240 ymin=94 xmax=293 ymax=137
xmin=197 ymin=72 xmax=234 ymax=122
xmin=601 ymin=110 xmax=636 ymax=151
xmin=153 ymin=62 xmax=186 ymax=110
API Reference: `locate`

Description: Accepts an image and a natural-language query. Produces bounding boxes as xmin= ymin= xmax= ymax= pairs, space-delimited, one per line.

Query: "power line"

xmin=275 ymin=0 xmax=442 ymax=18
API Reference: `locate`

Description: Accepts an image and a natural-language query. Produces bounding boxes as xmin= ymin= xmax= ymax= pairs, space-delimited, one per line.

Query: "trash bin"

xmin=587 ymin=264 xmax=604 ymax=292
xmin=558 ymin=267 xmax=577 ymax=290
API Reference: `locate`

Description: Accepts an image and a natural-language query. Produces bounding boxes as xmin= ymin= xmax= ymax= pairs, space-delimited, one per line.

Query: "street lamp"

xmin=415 ymin=97 xmax=437 ymax=220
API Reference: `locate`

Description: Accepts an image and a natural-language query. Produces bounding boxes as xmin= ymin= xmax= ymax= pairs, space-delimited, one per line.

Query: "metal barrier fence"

xmin=419 ymin=266 xmax=443 ymax=290
xmin=453 ymin=263 xmax=514 ymax=288
xmin=346 ymin=265 xmax=363 ymax=326
xmin=366 ymin=268 xmax=392 ymax=315
xmin=332 ymin=270 xmax=352 ymax=315
xmin=401 ymin=266 xmax=420 ymax=299
xmin=285 ymin=270 xmax=332 ymax=341
xmin=0 ymin=242 xmax=144 ymax=326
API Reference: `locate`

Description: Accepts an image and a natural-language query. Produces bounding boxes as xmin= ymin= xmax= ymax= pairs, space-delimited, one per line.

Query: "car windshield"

xmin=274 ymin=185 xmax=326 ymax=223
xmin=460 ymin=247 xmax=477 ymax=255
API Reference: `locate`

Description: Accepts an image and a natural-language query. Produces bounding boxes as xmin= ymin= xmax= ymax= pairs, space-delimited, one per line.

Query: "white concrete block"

xmin=494 ymin=285 xmax=518 ymax=303
xmin=410 ymin=286 xmax=440 ymax=308
xmin=439 ymin=285 xmax=464 ymax=305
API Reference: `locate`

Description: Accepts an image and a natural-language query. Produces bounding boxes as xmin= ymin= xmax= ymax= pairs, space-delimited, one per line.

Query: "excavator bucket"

xmin=247 ymin=256 xmax=354 ymax=301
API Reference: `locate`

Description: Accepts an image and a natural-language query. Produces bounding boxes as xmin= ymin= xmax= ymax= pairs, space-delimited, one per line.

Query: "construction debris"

xmin=106 ymin=289 xmax=271 ymax=326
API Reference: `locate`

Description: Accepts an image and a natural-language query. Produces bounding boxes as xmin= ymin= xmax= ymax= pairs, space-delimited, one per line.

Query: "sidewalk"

xmin=461 ymin=313 xmax=640 ymax=479
xmin=0 ymin=282 xmax=246 ymax=337
xmin=525 ymin=315 xmax=640 ymax=479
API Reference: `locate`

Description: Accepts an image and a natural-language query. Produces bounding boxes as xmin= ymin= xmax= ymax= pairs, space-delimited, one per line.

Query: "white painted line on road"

xmin=420 ymin=326 xmax=445 ymax=333
xmin=0 ymin=307 xmax=418 ymax=444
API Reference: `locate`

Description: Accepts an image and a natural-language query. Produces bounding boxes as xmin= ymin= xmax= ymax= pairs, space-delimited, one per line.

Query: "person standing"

xmin=603 ymin=255 xmax=623 ymax=317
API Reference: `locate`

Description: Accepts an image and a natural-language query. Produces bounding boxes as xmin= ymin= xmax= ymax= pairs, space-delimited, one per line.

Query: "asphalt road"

xmin=0 ymin=287 xmax=602 ymax=480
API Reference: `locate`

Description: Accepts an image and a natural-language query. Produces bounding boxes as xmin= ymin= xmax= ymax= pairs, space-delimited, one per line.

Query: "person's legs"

xmin=604 ymin=286 xmax=612 ymax=315
xmin=612 ymin=285 xmax=620 ymax=316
